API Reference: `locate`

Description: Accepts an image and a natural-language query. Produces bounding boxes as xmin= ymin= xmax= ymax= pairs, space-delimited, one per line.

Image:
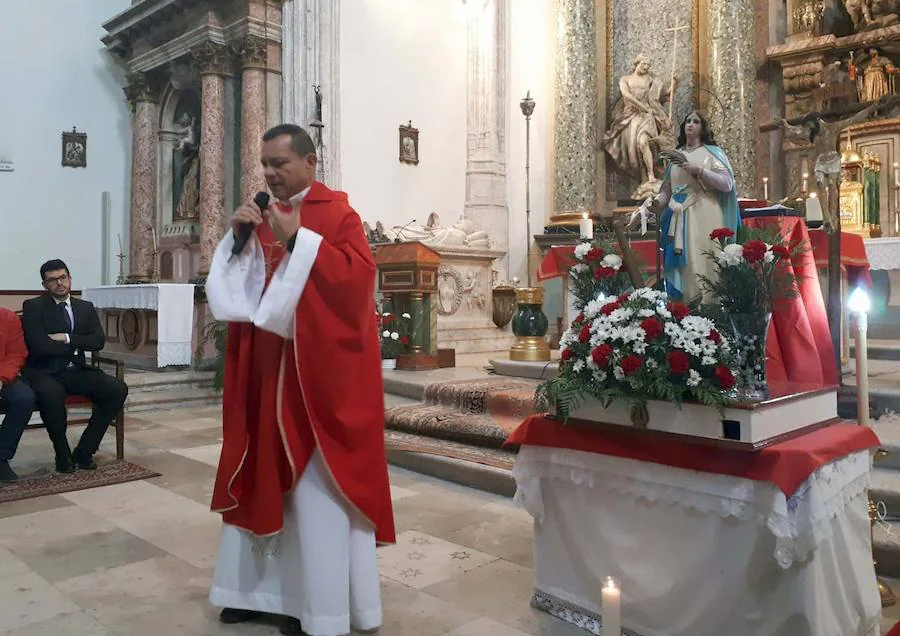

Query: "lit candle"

xmin=894 ymin=162 xmax=899 ymax=187
xmin=579 ymin=212 xmax=593 ymax=240
xmin=805 ymin=194 xmax=823 ymax=223
xmin=802 ymin=172 xmax=809 ymax=193
xmin=602 ymin=576 xmax=621 ymax=635
xmin=763 ymin=177 xmax=769 ymax=201
xmin=151 ymin=228 xmax=158 ymax=252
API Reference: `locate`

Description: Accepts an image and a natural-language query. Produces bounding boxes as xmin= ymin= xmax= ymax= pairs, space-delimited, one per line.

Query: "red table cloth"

xmin=743 ymin=216 xmax=838 ymax=386
xmin=807 ymin=228 xmax=873 ymax=288
xmin=506 ymin=415 xmax=880 ymax=498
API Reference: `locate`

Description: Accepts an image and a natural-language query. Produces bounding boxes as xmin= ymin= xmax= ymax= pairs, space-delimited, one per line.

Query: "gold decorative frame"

xmin=399 ymin=121 xmax=419 ymax=165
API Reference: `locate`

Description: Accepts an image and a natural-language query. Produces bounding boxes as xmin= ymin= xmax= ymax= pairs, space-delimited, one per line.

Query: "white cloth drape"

xmin=514 ymin=445 xmax=881 ymax=636
xmin=864 ymin=238 xmax=900 ymax=271
xmin=82 ymin=283 xmax=195 ymax=366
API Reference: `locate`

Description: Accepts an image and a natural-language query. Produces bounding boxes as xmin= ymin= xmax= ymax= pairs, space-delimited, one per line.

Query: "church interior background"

xmin=6 ymin=0 xmax=900 ymax=634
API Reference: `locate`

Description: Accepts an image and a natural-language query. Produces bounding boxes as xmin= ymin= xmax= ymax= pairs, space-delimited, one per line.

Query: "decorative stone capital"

xmin=123 ymin=72 xmax=162 ymax=110
xmin=192 ymin=41 xmax=231 ymax=76
xmin=233 ymin=35 xmax=268 ymax=70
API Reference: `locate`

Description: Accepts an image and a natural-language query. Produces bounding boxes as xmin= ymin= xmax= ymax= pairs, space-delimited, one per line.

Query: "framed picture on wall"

xmin=399 ymin=121 xmax=419 ymax=165
xmin=62 ymin=127 xmax=87 ymax=168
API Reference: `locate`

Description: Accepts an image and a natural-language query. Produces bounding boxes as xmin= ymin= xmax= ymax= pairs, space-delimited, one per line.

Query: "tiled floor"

xmin=1 ymin=407 xmax=899 ymax=635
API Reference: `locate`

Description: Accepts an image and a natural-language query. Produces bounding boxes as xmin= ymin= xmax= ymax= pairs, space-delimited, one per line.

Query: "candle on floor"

xmin=601 ymin=576 xmax=621 ymax=635
xmin=763 ymin=177 xmax=769 ymax=201
xmin=579 ymin=213 xmax=593 ymax=240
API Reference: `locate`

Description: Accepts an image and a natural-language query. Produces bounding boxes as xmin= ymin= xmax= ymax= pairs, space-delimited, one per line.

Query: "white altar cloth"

xmin=513 ymin=446 xmax=880 ymax=636
xmin=82 ymin=284 xmax=195 ymax=367
xmin=864 ymin=237 xmax=900 ymax=271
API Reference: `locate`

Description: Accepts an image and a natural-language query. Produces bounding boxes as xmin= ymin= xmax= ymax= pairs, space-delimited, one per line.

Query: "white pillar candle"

xmin=802 ymin=172 xmax=809 ymax=193
xmin=151 ymin=227 xmax=158 ymax=252
xmin=805 ymin=195 xmax=823 ymax=223
xmin=893 ymin=162 xmax=899 ymax=187
xmin=601 ymin=576 xmax=621 ymax=635
xmin=579 ymin=213 xmax=593 ymax=240
xmin=763 ymin=177 xmax=769 ymax=201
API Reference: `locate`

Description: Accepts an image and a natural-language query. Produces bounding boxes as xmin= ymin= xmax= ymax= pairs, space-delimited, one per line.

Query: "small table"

xmin=82 ymin=284 xmax=195 ymax=368
xmin=508 ymin=416 xmax=881 ymax=636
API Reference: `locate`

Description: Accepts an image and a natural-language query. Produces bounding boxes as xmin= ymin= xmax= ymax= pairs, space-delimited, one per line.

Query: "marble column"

xmin=708 ymin=0 xmax=756 ymax=197
xmin=192 ymin=42 xmax=229 ymax=276
xmin=123 ymin=72 xmax=161 ymax=283
xmin=554 ymin=0 xmax=597 ymax=214
xmin=282 ymin=0 xmax=341 ymax=186
xmin=236 ymin=35 xmax=269 ymax=202
xmin=464 ymin=0 xmax=509 ymax=277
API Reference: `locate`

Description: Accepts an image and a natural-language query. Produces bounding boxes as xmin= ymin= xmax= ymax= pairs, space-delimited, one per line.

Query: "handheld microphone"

xmin=393 ymin=219 xmax=417 ymax=243
xmin=230 ymin=192 xmax=270 ymax=261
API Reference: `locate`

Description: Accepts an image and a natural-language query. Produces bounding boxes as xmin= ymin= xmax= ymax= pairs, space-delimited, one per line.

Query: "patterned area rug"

xmin=0 ymin=461 xmax=161 ymax=504
xmin=385 ymin=377 xmax=540 ymax=449
xmin=385 ymin=430 xmax=515 ymax=471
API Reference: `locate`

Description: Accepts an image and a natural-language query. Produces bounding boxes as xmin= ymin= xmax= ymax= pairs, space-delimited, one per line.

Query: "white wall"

xmin=340 ymin=0 xmax=468 ymax=235
xmin=506 ymin=0 xmax=554 ymax=284
xmin=0 ymin=0 xmax=132 ymax=291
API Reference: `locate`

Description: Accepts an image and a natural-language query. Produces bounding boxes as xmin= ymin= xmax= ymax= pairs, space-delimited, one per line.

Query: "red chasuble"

xmin=211 ymin=181 xmax=396 ymax=545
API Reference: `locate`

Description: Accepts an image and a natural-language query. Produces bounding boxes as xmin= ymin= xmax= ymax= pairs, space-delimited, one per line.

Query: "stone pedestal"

xmin=433 ymin=247 xmax=514 ymax=354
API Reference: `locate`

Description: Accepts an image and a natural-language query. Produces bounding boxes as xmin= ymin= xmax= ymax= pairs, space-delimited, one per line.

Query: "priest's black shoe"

xmin=0 ymin=460 xmax=17 ymax=482
xmin=72 ymin=451 xmax=97 ymax=470
xmin=279 ymin=617 xmax=303 ymax=636
xmin=219 ymin=608 xmax=261 ymax=624
xmin=55 ymin=455 xmax=75 ymax=474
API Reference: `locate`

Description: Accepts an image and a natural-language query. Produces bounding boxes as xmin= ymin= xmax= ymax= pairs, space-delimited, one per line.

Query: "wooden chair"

xmin=0 ymin=313 xmax=126 ymax=461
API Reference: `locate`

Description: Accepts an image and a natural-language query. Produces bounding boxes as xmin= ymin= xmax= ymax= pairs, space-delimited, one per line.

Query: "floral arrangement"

xmin=699 ymin=226 xmax=804 ymax=315
xmin=537 ymin=287 xmax=736 ymax=418
xmin=568 ymin=239 xmax=637 ymax=310
xmin=378 ymin=311 xmax=411 ymax=360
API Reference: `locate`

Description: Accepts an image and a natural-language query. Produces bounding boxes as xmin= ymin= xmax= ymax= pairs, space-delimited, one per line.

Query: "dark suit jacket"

xmin=21 ymin=295 xmax=105 ymax=375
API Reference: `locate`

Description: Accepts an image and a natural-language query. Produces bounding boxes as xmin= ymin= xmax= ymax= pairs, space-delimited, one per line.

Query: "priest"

xmin=205 ymin=124 xmax=395 ymax=636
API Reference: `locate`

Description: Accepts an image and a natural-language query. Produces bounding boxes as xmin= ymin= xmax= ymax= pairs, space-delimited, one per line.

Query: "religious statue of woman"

xmin=601 ymin=54 xmax=677 ymax=200
xmin=648 ymin=110 xmax=740 ymax=304
xmin=861 ymin=49 xmax=891 ymax=103
xmin=174 ymin=112 xmax=200 ymax=220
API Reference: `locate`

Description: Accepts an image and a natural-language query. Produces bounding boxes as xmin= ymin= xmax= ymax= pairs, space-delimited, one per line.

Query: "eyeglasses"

xmin=43 ymin=274 xmax=69 ymax=285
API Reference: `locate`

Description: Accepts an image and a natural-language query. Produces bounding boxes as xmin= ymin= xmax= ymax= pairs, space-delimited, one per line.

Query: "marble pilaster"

xmin=464 ymin=0 xmax=509 ymax=278
xmin=192 ymin=42 xmax=229 ymax=275
xmin=554 ymin=0 xmax=597 ymax=214
xmin=281 ymin=0 xmax=341 ymax=186
xmin=123 ymin=72 xmax=161 ymax=283
xmin=236 ymin=35 xmax=268 ymax=202
xmin=708 ymin=0 xmax=757 ymax=196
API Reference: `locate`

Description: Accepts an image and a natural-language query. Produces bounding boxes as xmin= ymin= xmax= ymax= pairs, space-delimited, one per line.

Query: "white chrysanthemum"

xmin=382 ymin=330 xmax=390 ymax=337
xmin=637 ymin=308 xmax=655 ymax=318
xmin=570 ymin=263 xmax=589 ymax=277
xmin=608 ymin=307 xmax=634 ymax=324
xmin=687 ymin=370 xmax=702 ymax=387
xmin=573 ymin=359 xmax=585 ymax=373
xmin=402 ymin=312 xmax=411 ymax=319
xmin=701 ymin=355 xmax=717 ymax=366
xmin=613 ymin=366 xmax=626 ymax=380
xmin=574 ymin=242 xmax=592 ymax=259
xmin=632 ymin=341 xmax=647 ymax=355
xmin=601 ymin=254 xmax=623 ymax=270
xmin=763 ymin=247 xmax=775 ymax=264
xmin=391 ymin=332 xmax=399 ymax=340
xmin=646 ymin=358 xmax=659 ymax=369
xmin=382 ymin=312 xmax=390 ymax=317
xmin=584 ymin=297 xmax=608 ymax=319
xmin=717 ymin=243 xmax=744 ymax=267
xmin=594 ymin=370 xmax=608 ymax=383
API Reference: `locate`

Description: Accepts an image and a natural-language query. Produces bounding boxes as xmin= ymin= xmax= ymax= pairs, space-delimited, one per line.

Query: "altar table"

xmin=82 ymin=284 xmax=195 ymax=367
xmin=507 ymin=416 xmax=881 ymax=636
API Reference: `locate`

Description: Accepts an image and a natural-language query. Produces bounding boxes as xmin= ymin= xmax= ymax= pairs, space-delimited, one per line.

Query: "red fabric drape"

xmin=807 ymin=228 xmax=873 ymax=287
xmin=506 ymin=415 xmax=879 ymax=498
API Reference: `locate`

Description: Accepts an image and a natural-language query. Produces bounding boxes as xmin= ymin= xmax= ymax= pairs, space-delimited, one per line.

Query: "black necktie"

xmin=58 ymin=302 xmax=72 ymax=333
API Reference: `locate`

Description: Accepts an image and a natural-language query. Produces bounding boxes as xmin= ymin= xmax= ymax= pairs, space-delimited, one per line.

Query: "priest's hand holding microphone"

xmin=229 ymin=191 xmax=301 ymax=261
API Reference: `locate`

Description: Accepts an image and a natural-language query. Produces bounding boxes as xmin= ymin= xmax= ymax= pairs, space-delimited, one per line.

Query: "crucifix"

xmin=665 ymin=17 xmax=689 ymax=121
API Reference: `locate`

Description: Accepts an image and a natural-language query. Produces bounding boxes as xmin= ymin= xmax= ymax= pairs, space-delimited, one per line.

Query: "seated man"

xmin=21 ymin=259 xmax=128 ymax=472
xmin=0 ymin=307 xmax=37 ymax=482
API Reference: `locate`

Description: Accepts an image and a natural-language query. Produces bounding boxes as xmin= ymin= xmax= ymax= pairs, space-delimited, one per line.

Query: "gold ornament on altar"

xmin=793 ymin=0 xmax=825 ymax=35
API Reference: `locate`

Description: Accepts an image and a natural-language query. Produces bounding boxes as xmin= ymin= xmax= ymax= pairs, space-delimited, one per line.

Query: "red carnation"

xmin=594 ymin=266 xmax=616 ymax=280
xmin=640 ymin=317 xmax=663 ymax=341
xmin=742 ymin=239 xmax=767 ymax=264
xmin=400 ymin=335 xmax=410 ymax=346
xmin=601 ymin=302 xmax=621 ymax=316
xmin=715 ymin=366 xmax=736 ymax=390
xmin=667 ymin=350 xmax=690 ymax=374
xmin=575 ymin=312 xmax=585 ymax=324
xmin=579 ymin=324 xmax=591 ymax=344
xmin=617 ymin=292 xmax=631 ymax=303
xmin=620 ymin=355 xmax=642 ymax=375
xmin=561 ymin=348 xmax=573 ymax=361
xmin=667 ymin=302 xmax=690 ymax=321
xmin=709 ymin=227 xmax=735 ymax=241
xmin=708 ymin=329 xmax=721 ymax=344
xmin=771 ymin=244 xmax=790 ymax=259
xmin=592 ymin=344 xmax=613 ymax=367
xmin=586 ymin=247 xmax=605 ymax=262
xmin=383 ymin=314 xmax=395 ymax=324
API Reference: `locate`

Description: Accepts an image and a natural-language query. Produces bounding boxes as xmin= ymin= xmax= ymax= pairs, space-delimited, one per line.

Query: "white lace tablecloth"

xmin=514 ymin=446 xmax=880 ymax=636
xmin=82 ymin=284 xmax=195 ymax=367
xmin=864 ymin=237 xmax=900 ymax=271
